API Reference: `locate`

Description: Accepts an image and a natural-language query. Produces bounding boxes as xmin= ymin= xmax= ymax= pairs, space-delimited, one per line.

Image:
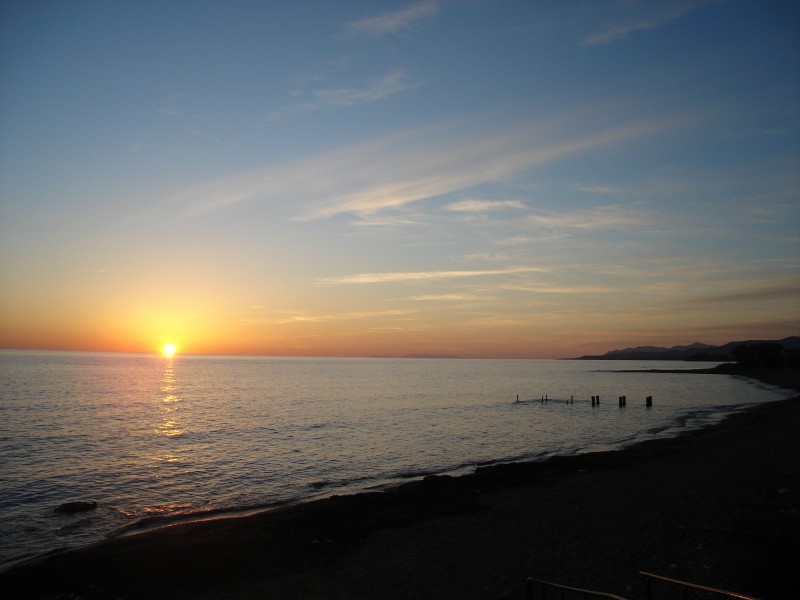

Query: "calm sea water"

xmin=0 ymin=350 xmax=793 ymax=567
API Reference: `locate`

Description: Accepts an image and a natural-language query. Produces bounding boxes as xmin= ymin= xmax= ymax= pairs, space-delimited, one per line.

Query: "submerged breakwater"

xmin=0 ymin=350 xmax=793 ymax=567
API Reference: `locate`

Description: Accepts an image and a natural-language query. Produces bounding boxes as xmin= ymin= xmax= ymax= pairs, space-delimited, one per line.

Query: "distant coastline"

xmin=575 ymin=335 xmax=799 ymax=363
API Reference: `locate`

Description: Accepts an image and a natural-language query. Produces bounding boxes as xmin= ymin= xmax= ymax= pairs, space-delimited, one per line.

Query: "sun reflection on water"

xmin=156 ymin=357 xmax=185 ymax=437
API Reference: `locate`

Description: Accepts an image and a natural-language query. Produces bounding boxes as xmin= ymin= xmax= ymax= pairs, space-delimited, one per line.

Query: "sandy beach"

xmin=2 ymin=366 xmax=798 ymax=600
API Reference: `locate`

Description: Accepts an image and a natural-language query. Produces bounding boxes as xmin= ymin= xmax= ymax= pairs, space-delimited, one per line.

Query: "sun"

xmin=162 ymin=344 xmax=177 ymax=357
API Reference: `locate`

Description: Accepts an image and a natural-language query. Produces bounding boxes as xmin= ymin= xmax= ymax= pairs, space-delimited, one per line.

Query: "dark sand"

xmin=2 ymin=366 xmax=798 ymax=599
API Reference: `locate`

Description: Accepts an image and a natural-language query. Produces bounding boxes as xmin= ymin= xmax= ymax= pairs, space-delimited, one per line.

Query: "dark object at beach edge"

xmin=55 ymin=501 xmax=98 ymax=514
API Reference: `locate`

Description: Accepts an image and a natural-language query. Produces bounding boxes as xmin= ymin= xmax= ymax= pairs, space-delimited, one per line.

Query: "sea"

xmin=0 ymin=350 xmax=794 ymax=568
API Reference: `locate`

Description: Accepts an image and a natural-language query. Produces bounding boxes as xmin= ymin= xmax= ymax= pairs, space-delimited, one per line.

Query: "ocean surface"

xmin=0 ymin=350 xmax=793 ymax=568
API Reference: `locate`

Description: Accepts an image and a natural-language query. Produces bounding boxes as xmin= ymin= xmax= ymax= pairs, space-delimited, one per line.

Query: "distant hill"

xmin=577 ymin=336 xmax=800 ymax=361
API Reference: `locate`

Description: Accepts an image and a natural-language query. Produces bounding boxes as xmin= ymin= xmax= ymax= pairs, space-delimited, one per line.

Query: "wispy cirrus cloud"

xmin=312 ymin=68 xmax=418 ymax=107
xmin=172 ymin=110 xmax=695 ymax=219
xmin=300 ymin=117 xmax=679 ymax=220
xmin=350 ymin=213 xmax=424 ymax=228
xmin=319 ymin=266 xmax=548 ymax=285
xmin=445 ymin=199 xmax=526 ymax=212
xmin=242 ymin=308 xmax=416 ymax=326
xmin=267 ymin=68 xmax=418 ymax=122
xmin=574 ymin=184 xmax=627 ymax=195
xmin=527 ymin=203 xmax=650 ymax=231
xmin=347 ymin=0 xmax=441 ymax=35
xmin=412 ymin=293 xmax=494 ymax=301
xmin=690 ymin=277 xmax=800 ymax=306
xmin=580 ymin=0 xmax=719 ymax=47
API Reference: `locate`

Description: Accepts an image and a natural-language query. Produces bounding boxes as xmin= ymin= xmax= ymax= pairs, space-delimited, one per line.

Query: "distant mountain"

xmin=604 ymin=342 xmax=716 ymax=357
xmin=577 ymin=336 xmax=800 ymax=361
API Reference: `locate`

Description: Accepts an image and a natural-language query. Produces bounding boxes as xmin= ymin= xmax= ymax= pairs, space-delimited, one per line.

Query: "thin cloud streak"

xmin=579 ymin=0 xmax=720 ymax=47
xmin=312 ymin=68 xmax=418 ymax=106
xmin=690 ymin=278 xmax=800 ymax=306
xmin=172 ymin=112 xmax=690 ymax=219
xmin=267 ymin=68 xmax=418 ymax=122
xmin=242 ymin=308 xmax=417 ymax=325
xmin=527 ymin=203 xmax=650 ymax=231
xmin=412 ymin=293 xmax=494 ymax=301
xmin=319 ymin=266 xmax=548 ymax=285
xmin=295 ymin=118 xmax=686 ymax=219
xmin=347 ymin=0 xmax=441 ymax=35
xmin=445 ymin=199 xmax=526 ymax=212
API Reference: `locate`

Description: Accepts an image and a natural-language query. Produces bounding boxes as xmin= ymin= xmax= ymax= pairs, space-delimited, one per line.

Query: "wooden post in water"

xmin=646 ymin=395 xmax=653 ymax=407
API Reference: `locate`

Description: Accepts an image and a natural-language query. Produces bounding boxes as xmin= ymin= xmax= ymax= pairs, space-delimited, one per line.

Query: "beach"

xmin=2 ymin=366 xmax=798 ymax=600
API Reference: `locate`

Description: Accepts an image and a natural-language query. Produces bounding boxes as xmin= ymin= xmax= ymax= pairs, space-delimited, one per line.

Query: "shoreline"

xmin=2 ymin=366 xmax=798 ymax=599
xmin=4 ymin=365 xmax=775 ymax=568
xmin=3 ymin=362 xmax=771 ymax=569
xmin=620 ymin=362 xmax=800 ymax=390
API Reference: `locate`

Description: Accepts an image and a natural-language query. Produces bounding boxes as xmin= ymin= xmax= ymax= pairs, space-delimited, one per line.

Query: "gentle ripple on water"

xmin=0 ymin=350 xmax=793 ymax=567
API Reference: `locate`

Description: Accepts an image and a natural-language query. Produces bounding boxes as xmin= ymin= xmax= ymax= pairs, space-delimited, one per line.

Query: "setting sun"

xmin=162 ymin=344 xmax=176 ymax=357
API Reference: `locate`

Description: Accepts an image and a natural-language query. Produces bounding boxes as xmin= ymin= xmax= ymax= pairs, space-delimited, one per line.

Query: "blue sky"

xmin=1 ymin=0 xmax=798 ymax=357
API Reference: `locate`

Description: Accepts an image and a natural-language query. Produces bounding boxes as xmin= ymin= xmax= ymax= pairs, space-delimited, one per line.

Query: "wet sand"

xmin=2 ymin=366 xmax=798 ymax=599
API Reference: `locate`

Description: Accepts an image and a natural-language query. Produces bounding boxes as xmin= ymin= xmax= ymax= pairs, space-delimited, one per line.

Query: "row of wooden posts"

xmin=515 ymin=394 xmax=654 ymax=407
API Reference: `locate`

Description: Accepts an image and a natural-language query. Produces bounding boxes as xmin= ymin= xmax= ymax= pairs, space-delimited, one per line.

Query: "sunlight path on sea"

xmin=0 ymin=351 xmax=793 ymax=566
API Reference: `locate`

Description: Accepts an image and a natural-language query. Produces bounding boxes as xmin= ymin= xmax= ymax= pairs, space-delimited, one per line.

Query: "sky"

xmin=1 ymin=0 xmax=798 ymax=359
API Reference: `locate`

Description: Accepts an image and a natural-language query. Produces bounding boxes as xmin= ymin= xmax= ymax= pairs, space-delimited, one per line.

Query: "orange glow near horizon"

xmin=1 ymin=3 xmax=798 ymax=365
xmin=0 ymin=287 xmax=795 ymax=359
